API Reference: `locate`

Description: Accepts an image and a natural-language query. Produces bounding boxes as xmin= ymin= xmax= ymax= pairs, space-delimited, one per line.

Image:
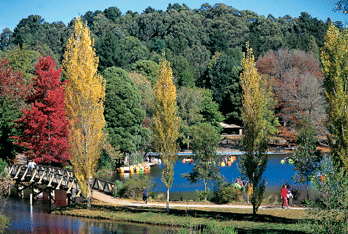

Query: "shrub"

xmin=212 ymin=185 xmax=242 ymax=204
xmin=156 ymin=193 xmax=165 ymax=202
xmin=117 ymin=177 xmax=152 ymax=199
xmin=0 ymin=159 xmax=7 ymax=177
xmin=196 ymin=188 xmax=211 ymax=202
xmin=0 ymin=215 xmax=8 ymax=233
xmin=178 ymin=220 xmax=238 ymax=234
xmin=113 ymin=180 xmax=124 ymax=197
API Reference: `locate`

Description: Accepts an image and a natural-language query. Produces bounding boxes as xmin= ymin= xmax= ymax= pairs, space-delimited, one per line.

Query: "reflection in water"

xmin=3 ymin=198 xmax=175 ymax=233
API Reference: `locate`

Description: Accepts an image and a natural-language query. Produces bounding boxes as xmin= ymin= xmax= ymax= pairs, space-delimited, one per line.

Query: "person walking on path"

xmin=281 ymin=185 xmax=289 ymax=209
xmin=286 ymin=185 xmax=293 ymax=206
xmin=142 ymin=187 xmax=148 ymax=204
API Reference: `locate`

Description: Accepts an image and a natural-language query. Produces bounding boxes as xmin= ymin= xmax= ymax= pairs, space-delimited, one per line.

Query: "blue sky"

xmin=0 ymin=0 xmax=346 ymax=31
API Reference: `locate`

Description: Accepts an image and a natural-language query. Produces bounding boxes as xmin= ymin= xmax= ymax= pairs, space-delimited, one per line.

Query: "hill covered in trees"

xmin=0 ymin=3 xmax=338 ymax=124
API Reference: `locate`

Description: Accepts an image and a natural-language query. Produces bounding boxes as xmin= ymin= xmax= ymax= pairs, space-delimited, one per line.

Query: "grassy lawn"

xmin=52 ymin=200 xmax=313 ymax=233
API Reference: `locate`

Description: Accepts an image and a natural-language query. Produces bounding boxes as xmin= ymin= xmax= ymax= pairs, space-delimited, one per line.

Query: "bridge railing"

xmin=7 ymin=164 xmax=80 ymax=194
xmin=6 ymin=164 xmax=116 ymax=196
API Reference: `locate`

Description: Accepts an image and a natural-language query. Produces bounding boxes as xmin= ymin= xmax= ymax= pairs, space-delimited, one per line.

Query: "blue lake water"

xmin=2 ymin=198 xmax=175 ymax=233
xmin=113 ymin=153 xmax=297 ymax=194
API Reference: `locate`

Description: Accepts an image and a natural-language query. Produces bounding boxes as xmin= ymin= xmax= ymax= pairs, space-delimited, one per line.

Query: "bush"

xmin=129 ymin=153 xmax=143 ymax=165
xmin=196 ymin=188 xmax=211 ymax=202
xmin=212 ymin=185 xmax=242 ymax=204
xmin=178 ymin=220 xmax=238 ymax=234
xmin=0 ymin=214 xmax=8 ymax=233
xmin=113 ymin=180 xmax=124 ymax=197
xmin=117 ymin=177 xmax=152 ymax=199
xmin=156 ymin=193 xmax=165 ymax=202
xmin=0 ymin=159 xmax=7 ymax=177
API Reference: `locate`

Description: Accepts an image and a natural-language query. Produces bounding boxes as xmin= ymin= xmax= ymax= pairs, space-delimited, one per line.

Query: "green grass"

xmin=52 ymin=200 xmax=313 ymax=233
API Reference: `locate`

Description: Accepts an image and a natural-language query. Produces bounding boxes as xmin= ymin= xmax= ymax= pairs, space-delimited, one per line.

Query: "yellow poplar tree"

xmin=152 ymin=55 xmax=179 ymax=213
xmin=240 ymin=43 xmax=268 ymax=216
xmin=62 ymin=18 xmax=106 ymax=209
xmin=321 ymin=23 xmax=348 ymax=171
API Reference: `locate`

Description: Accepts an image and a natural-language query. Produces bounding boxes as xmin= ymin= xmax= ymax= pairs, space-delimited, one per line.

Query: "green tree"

xmin=321 ymin=23 xmax=348 ymax=171
xmin=204 ymin=49 xmax=242 ymax=123
xmin=293 ymin=118 xmax=321 ymax=199
xmin=4 ymin=45 xmax=40 ymax=83
xmin=103 ymin=67 xmax=150 ymax=155
xmin=240 ymin=44 xmax=268 ymax=216
xmin=152 ymin=55 xmax=179 ymax=213
xmin=182 ymin=122 xmax=221 ymax=200
xmin=305 ymin=158 xmax=348 ymax=233
xmin=131 ymin=59 xmax=159 ymax=86
xmin=62 ymin=18 xmax=106 ymax=210
xmin=177 ymin=87 xmax=204 ymax=149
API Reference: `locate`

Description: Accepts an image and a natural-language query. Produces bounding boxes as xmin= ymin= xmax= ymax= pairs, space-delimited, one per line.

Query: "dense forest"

xmin=0 ymin=3 xmax=341 ymax=160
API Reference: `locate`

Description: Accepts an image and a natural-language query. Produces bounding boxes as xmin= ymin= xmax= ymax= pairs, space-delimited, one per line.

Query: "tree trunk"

xmin=166 ymin=188 xmax=170 ymax=213
xmin=86 ymin=179 xmax=92 ymax=210
xmin=252 ymin=188 xmax=256 ymax=216
xmin=306 ymin=180 xmax=309 ymax=200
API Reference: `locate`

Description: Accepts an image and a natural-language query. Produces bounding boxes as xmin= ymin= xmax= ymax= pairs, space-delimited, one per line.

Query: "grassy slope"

xmin=52 ymin=200 xmax=312 ymax=234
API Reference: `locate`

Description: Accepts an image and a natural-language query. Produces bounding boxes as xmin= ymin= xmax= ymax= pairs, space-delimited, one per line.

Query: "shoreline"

xmin=52 ymin=198 xmax=310 ymax=233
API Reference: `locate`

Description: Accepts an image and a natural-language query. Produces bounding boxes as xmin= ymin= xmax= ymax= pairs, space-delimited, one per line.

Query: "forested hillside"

xmin=0 ymin=3 xmax=337 ymax=124
xmin=0 ymin=3 xmax=340 ymax=160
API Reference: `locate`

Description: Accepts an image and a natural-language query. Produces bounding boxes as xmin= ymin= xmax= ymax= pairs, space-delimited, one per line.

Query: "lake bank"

xmin=52 ymin=199 xmax=312 ymax=233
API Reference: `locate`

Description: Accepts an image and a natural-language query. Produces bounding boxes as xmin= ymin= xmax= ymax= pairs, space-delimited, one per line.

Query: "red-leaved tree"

xmin=256 ymin=48 xmax=326 ymax=142
xmin=13 ymin=56 xmax=70 ymax=164
xmin=0 ymin=60 xmax=32 ymax=102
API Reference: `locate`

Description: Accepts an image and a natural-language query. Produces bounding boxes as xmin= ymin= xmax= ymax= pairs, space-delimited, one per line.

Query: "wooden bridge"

xmin=6 ymin=164 xmax=116 ymax=208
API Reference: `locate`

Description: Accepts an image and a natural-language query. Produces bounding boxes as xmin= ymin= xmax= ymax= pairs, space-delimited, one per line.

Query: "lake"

xmin=105 ymin=153 xmax=302 ymax=198
xmin=2 ymin=198 xmax=176 ymax=233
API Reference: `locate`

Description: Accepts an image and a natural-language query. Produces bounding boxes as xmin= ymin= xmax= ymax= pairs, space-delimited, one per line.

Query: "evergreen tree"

xmin=103 ymin=67 xmax=150 ymax=155
xmin=13 ymin=56 xmax=70 ymax=164
xmin=240 ymin=44 xmax=268 ymax=216
xmin=63 ymin=18 xmax=106 ymax=209
xmin=152 ymin=55 xmax=179 ymax=213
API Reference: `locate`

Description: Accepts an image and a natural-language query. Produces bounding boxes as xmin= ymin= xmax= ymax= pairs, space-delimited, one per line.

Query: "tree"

xmin=182 ymin=122 xmax=221 ymax=200
xmin=13 ymin=56 xmax=70 ymax=164
xmin=177 ymin=87 xmax=204 ymax=149
xmin=103 ymin=67 xmax=150 ymax=155
xmin=240 ymin=44 xmax=268 ymax=216
xmin=335 ymin=1 xmax=348 ymax=13
xmin=321 ymin=23 xmax=348 ymax=171
xmin=131 ymin=60 xmax=159 ymax=86
xmin=62 ymin=18 xmax=106 ymax=209
xmin=152 ymin=55 xmax=179 ymax=213
xmin=204 ymin=49 xmax=243 ymax=123
xmin=305 ymin=157 xmax=348 ymax=233
xmin=0 ymin=60 xmax=32 ymax=162
xmin=3 ymin=45 xmax=40 ymax=83
xmin=129 ymin=71 xmax=155 ymax=119
xmin=292 ymin=118 xmax=321 ymax=199
xmin=256 ymin=48 xmax=326 ymax=141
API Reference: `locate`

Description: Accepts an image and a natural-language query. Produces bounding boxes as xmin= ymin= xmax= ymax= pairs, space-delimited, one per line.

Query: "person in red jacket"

xmin=281 ymin=185 xmax=290 ymax=209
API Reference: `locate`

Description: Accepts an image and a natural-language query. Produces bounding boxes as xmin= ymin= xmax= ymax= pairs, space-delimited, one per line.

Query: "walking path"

xmin=92 ymin=190 xmax=305 ymax=210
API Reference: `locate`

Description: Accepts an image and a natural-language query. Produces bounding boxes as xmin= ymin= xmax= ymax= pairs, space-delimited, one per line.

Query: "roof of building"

xmin=219 ymin=122 xmax=243 ymax=129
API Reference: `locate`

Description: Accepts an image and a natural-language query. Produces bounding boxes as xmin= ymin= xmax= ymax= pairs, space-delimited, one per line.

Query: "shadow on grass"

xmin=56 ymin=202 xmax=308 ymax=234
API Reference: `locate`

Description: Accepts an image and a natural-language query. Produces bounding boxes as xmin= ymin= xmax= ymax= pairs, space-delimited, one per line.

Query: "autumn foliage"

xmin=0 ymin=59 xmax=32 ymax=102
xmin=63 ymin=18 xmax=106 ymax=209
xmin=13 ymin=56 xmax=70 ymax=164
xmin=256 ymin=48 xmax=325 ymax=141
xmin=152 ymin=56 xmax=180 ymax=212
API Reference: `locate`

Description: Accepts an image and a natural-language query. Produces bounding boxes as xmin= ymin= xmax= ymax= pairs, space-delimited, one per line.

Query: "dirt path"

xmin=92 ymin=190 xmax=304 ymax=210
